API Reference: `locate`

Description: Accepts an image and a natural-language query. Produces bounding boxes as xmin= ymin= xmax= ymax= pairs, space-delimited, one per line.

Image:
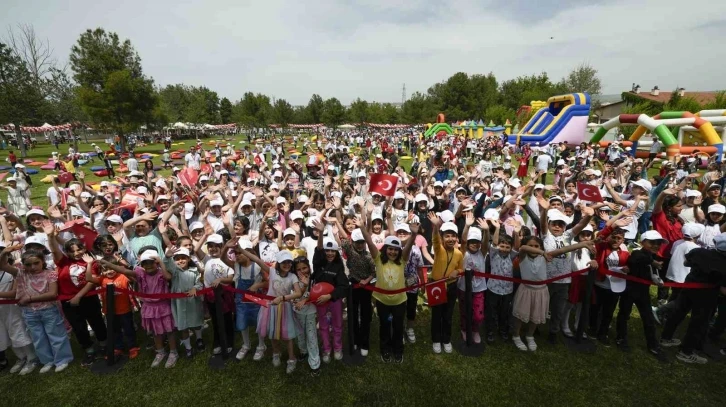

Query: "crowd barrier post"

xmin=342 ymin=284 xmax=365 ymax=366
xmin=564 ymin=267 xmax=597 ymax=353
xmin=209 ymin=286 xmax=231 ymax=369
xmin=91 ymin=283 xmax=126 ymax=374
xmin=455 ymin=269 xmax=484 ymax=357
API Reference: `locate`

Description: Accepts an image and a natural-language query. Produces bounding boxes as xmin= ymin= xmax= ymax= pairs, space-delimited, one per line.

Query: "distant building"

xmin=591 ymin=94 xmax=626 ymax=123
xmin=623 ymin=87 xmax=722 ymax=106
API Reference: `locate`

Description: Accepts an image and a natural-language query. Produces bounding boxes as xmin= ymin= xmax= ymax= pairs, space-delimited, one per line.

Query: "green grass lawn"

xmin=0 ymin=135 xmax=724 ymax=406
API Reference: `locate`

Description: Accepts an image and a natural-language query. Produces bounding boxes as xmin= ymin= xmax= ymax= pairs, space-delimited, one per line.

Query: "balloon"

xmin=309 ymin=282 xmax=334 ymax=302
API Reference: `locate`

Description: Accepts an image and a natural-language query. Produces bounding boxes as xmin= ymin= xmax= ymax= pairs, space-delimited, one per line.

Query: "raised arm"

xmin=239 ymin=248 xmax=271 ymax=275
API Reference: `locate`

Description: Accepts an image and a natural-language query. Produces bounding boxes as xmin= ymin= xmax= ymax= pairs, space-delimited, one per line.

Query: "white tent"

xmin=173 ymin=122 xmax=188 ymax=129
xmin=338 ymin=124 xmax=355 ymax=129
xmin=40 ymin=123 xmax=53 ymax=129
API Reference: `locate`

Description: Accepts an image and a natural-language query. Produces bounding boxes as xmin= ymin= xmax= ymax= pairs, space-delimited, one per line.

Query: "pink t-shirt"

xmin=16 ymin=269 xmax=58 ymax=310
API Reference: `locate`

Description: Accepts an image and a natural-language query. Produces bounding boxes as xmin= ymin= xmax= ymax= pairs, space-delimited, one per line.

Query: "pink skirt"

xmin=142 ymin=314 xmax=175 ymax=335
xmin=512 ymin=285 xmax=549 ymax=324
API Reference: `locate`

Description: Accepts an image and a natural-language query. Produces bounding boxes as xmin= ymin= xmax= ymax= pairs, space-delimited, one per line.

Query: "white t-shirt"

xmin=126 ymin=158 xmax=138 ymax=172
xmin=47 ymin=187 xmax=60 ymax=206
xmin=201 ymin=256 xmax=234 ymax=287
xmin=622 ymin=199 xmax=646 ymax=240
xmin=258 ymin=239 xmax=279 ymax=264
xmin=666 ymin=240 xmax=699 ymax=283
xmin=650 ymin=140 xmax=662 ymax=154
xmin=543 ymin=229 xmax=574 ymax=283
xmin=206 ymin=213 xmax=225 ymax=233
xmin=185 ymin=153 xmax=201 ymax=170
xmin=535 ymin=154 xmax=552 ymax=172
xmin=458 ymin=250 xmax=487 ymax=292
xmin=265 ymin=267 xmax=299 ymax=297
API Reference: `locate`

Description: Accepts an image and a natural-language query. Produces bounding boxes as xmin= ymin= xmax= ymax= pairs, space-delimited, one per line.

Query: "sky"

xmin=2 ymin=0 xmax=725 ymax=106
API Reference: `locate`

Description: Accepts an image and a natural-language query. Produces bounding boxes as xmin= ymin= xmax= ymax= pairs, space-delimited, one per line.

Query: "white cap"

xmin=156 ymin=195 xmax=170 ymax=202
xmin=394 ymin=191 xmax=405 ymax=200
xmin=630 ymin=179 xmax=652 ymax=193
xmin=136 ymin=186 xmax=148 ymax=194
xmin=434 ymin=181 xmax=444 ymax=188
xmin=276 ymin=196 xmax=287 ymax=204
xmin=276 ymin=251 xmax=293 ymax=263
xmin=581 ymin=224 xmax=594 ymax=233
xmin=24 ymin=235 xmax=45 ymax=247
xmin=206 ymin=234 xmax=224 ymax=245
xmin=173 ymin=248 xmax=191 ymax=258
xmin=138 ymin=250 xmax=159 ymax=263
xmin=708 ymin=204 xmax=726 ymax=214
xmin=414 ymin=193 xmax=428 ymax=203
xmin=26 ymin=208 xmax=47 ymax=218
xmin=155 ymin=179 xmax=167 ymax=189
xmin=682 ymin=223 xmax=706 ymax=239
xmin=395 ymin=223 xmax=411 ymax=233
xmin=437 ymin=210 xmax=455 ymax=223
xmin=640 ymin=230 xmax=668 ymax=244
xmin=239 ymin=239 xmax=254 ymax=250
xmin=548 ymin=195 xmax=564 ymax=202
xmin=331 ymin=191 xmax=342 ymax=199
xmin=273 ymin=171 xmax=283 ymax=178
xmin=685 ymin=189 xmax=701 ymax=198
xmin=199 ymin=175 xmax=209 ymax=182
xmin=242 ymin=192 xmax=256 ymax=202
xmin=383 ymin=236 xmax=402 ymax=249
xmin=467 ymin=228 xmax=483 ymax=241
xmin=270 ymin=183 xmax=280 ymax=190
xmin=290 ymin=210 xmax=304 ymax=220
xmin=184 ymin=202 xmax=195 ymax=219
xmin=210 ymin=199 xmax=224 ymax=207
xmin=351 ymin=229 xmax=364 ymax=242
xmin=172 ymin=166 xmax=181 ymax=172
xmin=80 ymin=192 xmax=92 ymax=198
xmin=282 ymin=228 xmax=296 ymax=237
xmin=534 ymin=184 xmax=545 ymax=190
xmin=189 ymin=221 xmax=204 ymax=232
xmin=483 ymin=208 xmax=499 ymax=220
xmin=547 ymin=209 xmax=572 ymax=224
xmin=297 ymin=194 xmax=308 ymax=203
xmin=322 ymin=238 xmax=339 ymax=251
xmin=106 ymin=215 xmax=123 ymax=224
xmin=557 ymin=159 xmax=566 ymax=166
xmin=241 ymin=200 xmax=253 ymax=207
xmin=508 ymin=178 xmax=521 ymax=188
xmin=357 ymin=171 xmax=366 ymax=178
xmin=100 ymin=181 xmax=110 ymax=187
xmin=440 ymin=222 xmax=458 ymax=234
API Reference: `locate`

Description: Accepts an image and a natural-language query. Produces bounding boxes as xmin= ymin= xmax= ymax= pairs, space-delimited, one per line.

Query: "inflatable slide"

xmin=507 ymin=93 xmax=590 ymax=145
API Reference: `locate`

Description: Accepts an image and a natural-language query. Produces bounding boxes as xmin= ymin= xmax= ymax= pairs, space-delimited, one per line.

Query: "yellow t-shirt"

xmin=432 ymin=232 xmax=464 ymax=284
xmin=372 ymin=254 xmax=407 ymax=306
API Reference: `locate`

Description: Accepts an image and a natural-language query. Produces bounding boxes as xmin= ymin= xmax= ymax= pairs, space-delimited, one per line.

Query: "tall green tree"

xmin=0 ymin=42 xmax=45 ymax=157
xmin=560 ymin=63 xmax=602 ymax=96
xmin=348 ymin=98 xmax=370 ymax=125
xmin=272 ymin=98 xmax=294 ymax=127
xmin=322 ymin=97 xmax=346 ymax=128
xmin=219 ymin=97 xmax=232 ymax=123
xmin=401 ymin=91 xmax=437 ymax=123
xmin=499 ymin=73 xmax=561 ymax=111
xmin=307 ymin=94 xmax=324 ymax=124
xmin=69 ymin=28 xmax=157 ymax=152
xmin=234 ymin=92 xmax=272 ymax=128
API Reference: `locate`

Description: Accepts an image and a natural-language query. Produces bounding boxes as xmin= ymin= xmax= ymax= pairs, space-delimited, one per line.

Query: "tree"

xmin=307 ymin=94 xmax=324 ymax=124
xmin=272 ymin=98 xmax=294 ymax=127
xmin=499 ymin=73 xmax=560 ymax=111
xmin=219 ymin=97 xmax=232 ymax=123
xmin=0 ymin=42 xmax=44 ymax=157
xmin=322 ymin=97 xmax=346 ymax=128
xmin=234 ymin=92 xmax=272 ymax=129
xmin=401 ymin=91 xmax=437 ymax=123
xmin=348 ymin=98 xmax=370 ymax=125
xmin=4 ymin=24 xmax=56 ymax=88
xmin=380 ymin=103 xmax=400 ymax=124
xmin=484 ymin=105 xmax=516 ymax=126
xmin=70 ymin=28 xmax=157 ymax=152
xmin=561 ymin=63 xmax=601 ymax=95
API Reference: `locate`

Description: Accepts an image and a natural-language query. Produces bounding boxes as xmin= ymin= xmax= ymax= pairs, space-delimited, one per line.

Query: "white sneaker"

xmin=286 ymin=359 xmax=297 ymax=374
xmin=473 ymin=332 xmax=482 ymax=344
xmin=272 ymin=353 xmax=281 ymax=367
xmin=19 ymin=360 xmax=37 ymax=375
xmin=236 ymin=346 xmax=250 ymax=361
xmin=406 ymin=328 xmax=416 ymax=343
xmin=54 ymin=363 xmax=69 ymax=373
xmin=333 ymin=351 xmax=343 ymax=361
xmin=525 ymin=336 xmax=537 ymax=351
xmin=253 ymin=347 xmax=266 ymax=361
xmin=676 ymin=351 xmax=707 ymax=364
xmin=660 ymin=338 xmax=681 ymax=348
xmin=432 ymin=343 xmax=442 ymax=354
xmin=322 ymin=352 xmax=331 ymax=363
xmin=513 ymin=337 xmax=528 ymax=351
xmin=360 ymin=349 xmax=369 ymax=357
xmin=151 ymin=352 xmax=166 ymax=368
xmin=212 ymin=346 xmax=222 ymax=355
xmin=10 ymin=358 xmax=26 ymax=374
xmin=39 ymin=362 xmax=54 ymax=374
xmin=443 ymin=343 xmax=453 ymax=353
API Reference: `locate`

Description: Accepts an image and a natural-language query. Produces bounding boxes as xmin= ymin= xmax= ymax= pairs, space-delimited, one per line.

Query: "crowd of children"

xmin=1 ymin=130 xmax=726 ymax=377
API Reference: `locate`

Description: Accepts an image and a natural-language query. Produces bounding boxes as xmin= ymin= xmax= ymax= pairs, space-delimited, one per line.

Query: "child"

xmin=250 ymin=250 xmax=302 ymax=373
xmin=291 ymin=256 xmax=321 ymax=376
xmin=311 ymin=220 xmax=349 ymax=363
xmin=163 ymin=246 xmax=204 ymax=358
xmin=427 ymin=213 xmax=464 ymax=354
xmin=162 ymin=149 xmax=172 ymax=169
xmin=359 ymin=218 xmax=419 ymax=363
xmin=562 ymin=225 xmax=598 ymax=337
xmin=83 ymin=254 xmax=139 ymax=359
xmin=0 ymin=245 xmax=39 ymax=375
xmin=459 ymin=212 xmax=490 ymax=344
xmin=341 ymin=228 xmax=375 ymax=357
xmin=513 ymin=236 xmax=592 ymax=351
xmin=0 ymin=248 xmax=73 ymax=373
xmin=614 ymin=231 xmax=668 ymax=361
xmin=196 ymin=234 xmax=235 ymax=356
xmin=233 ymin=239 xmax=267 ymax=361
xmin=481 ymin=218 xmax=519 ymax=344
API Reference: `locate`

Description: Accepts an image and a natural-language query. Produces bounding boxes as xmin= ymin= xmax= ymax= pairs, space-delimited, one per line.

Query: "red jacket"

xmin=594 ymin=226 xmax=630 ymax=281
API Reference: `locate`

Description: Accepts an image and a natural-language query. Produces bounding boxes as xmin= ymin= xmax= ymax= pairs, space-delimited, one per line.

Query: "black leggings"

xmin=61 ymin=295 xmax=108 ymax=350
xmin=589 ymin=285 xmax=620 ymax=338
xmin=406 ymin=292 xmax=418 ymax=322
xmin=206 ymin=300 xmax=234 ymax=349
xmin=350 ymin=286 xmax=372 ymax=350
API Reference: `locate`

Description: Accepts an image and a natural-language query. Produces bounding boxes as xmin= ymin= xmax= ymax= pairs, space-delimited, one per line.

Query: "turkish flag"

xmin=70 ymin=223 xmax=98 ymax=250
xmin=425 ymin=280 xmax=448 ymax=307
xmin=243 ymin=293 xmax=269 ymax=308
xmin=577 ymin=182 xmax=603 ymax=203
xmin=369 ymin=173 xmax=398 ymax=197
xmin=178 ymin=168 xmax=199 ymax=188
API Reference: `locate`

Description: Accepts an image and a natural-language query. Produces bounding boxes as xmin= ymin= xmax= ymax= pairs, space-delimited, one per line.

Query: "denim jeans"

xmin=22 ymin=306 xmax=73 ymax=366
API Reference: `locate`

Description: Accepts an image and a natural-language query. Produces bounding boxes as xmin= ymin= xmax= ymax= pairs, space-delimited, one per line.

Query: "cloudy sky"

xmin=2 ymin=0 xmax=725 ymax=106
